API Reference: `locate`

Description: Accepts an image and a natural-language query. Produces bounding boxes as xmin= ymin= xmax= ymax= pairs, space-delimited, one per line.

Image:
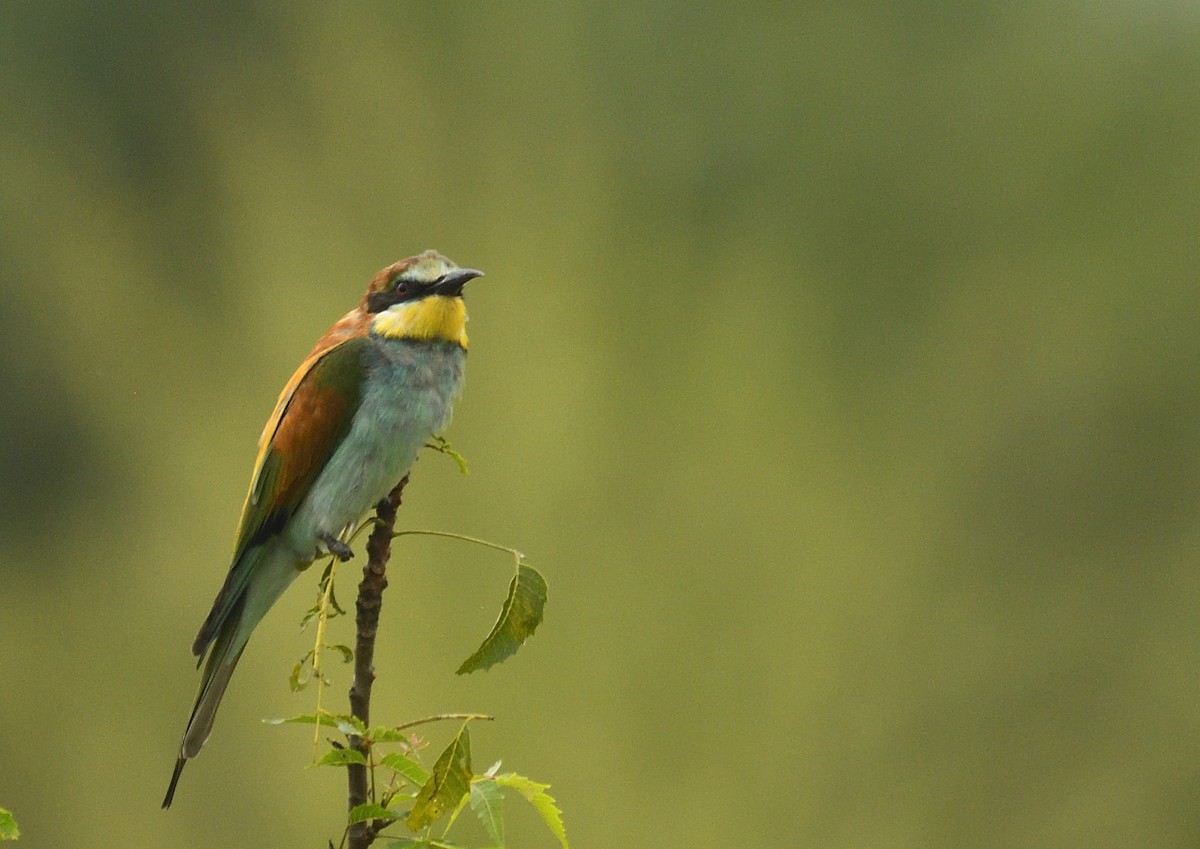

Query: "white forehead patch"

xmin=401 ymin=250 xmax=458 ymax=285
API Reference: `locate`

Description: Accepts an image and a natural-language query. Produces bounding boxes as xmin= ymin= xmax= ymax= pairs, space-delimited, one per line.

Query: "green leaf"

xmin=312 ymin=747 xmax=368 ymax=767
xmin=348 ymin=803 xmax=400 ymax=825
xmin=468 ymin=779 xmax=505 ymax=847
xmin=328 ymin=581 xmax=346 ymax=616
xmin=335 ymin=716 xmax=367 ymax=737
xmin=0 ymin=807 xmax=18 ymax=841
xmin=289 ymin=660 xmax=308 ymax=692
xmin=380 ymin=752 xmax=430 ymax=786
xmin=493 ymin=773 xmax=567 ymax=849
xmin=265 ymin=712 xmax=366 ymax=736
xmin=368 ymin=725 xmax=414 ymax=744
xmin=441 ymin=790 xmax=472 ymax=837
xmin=299 ymin=602 xmax=322 ymax=630
xmin=406 ymin=728 xmax=472 ymax=831
xmin=457 ymin=564 xmax=547 ymax=674
xmin=265 ymin=712 xmax=335 ymax=728
xmin=328 ymin=643 xmax=354 ymax=663
xmin=426 ymin=435 xmax=469 ymax=475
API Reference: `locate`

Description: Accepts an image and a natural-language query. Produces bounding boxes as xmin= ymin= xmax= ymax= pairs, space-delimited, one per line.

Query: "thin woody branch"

xmin=346 ymin=474 xmax=409 ymax=849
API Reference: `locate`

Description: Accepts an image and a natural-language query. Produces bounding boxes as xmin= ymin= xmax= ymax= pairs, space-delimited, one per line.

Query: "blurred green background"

xmin=3 ymin=3 xmax=1200 ymax=847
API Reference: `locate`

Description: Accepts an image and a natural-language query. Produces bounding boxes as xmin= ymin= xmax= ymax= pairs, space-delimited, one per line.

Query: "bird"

xmin=162 ymin=250 xmax=483 ymax=808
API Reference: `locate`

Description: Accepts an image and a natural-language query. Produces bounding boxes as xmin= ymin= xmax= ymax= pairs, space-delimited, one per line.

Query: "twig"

xmin=346 ymin=474 xmax=409 ymax=849
xmin=310 ymin=556 xmax=339 ymax=760
xmin=390 ymin=712 xmax=494 ymax=733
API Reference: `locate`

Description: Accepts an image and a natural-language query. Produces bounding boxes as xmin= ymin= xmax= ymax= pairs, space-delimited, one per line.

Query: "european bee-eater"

xmin=163 ymin=250 xmax=483 ymax=808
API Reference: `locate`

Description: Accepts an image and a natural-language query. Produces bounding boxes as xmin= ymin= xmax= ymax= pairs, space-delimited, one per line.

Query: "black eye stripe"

xmin=366 ymin=277 xmax=431 ymax=313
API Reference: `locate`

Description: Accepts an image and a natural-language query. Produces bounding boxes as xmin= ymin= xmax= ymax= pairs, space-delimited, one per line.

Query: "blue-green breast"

xmin=285 ymin=336 xmax=465 ymax=557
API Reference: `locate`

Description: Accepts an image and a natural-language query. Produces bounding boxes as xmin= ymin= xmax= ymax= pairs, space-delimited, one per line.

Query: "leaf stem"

xmin=392 ymin=529 xmax=524 ymax=563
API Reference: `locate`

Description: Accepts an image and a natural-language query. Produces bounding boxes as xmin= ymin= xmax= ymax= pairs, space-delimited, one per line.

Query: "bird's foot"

xmin=319 ymin=532 xmax=354 ymax=562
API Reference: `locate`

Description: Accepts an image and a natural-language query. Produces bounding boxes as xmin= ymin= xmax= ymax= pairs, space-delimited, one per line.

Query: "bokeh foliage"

xmin=2 ymin=3 xmax=1200 ymax=847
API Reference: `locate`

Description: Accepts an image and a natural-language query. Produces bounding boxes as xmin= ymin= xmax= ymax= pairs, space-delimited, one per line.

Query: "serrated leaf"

xmin=328 ymin=643 xmax=354 ymax=663
xmin=406 ymin=728 xmax=472 ymax=831
xmin=348 ymin=803 xmax=400 ymax=825
xmin=468 ymin=779 xmax=505 ymax=847
xmin=494 ymin=773 xmax=567 ymax=849
xmin=457 ymin=564 xmax=547 ymax=674
xmin=380 ymin=752 xmax=430 ymax=786
xmin=313 ymin=747 xmax=368 ymax=767
xmin=0 ymin=807 xmax=18 ymax=841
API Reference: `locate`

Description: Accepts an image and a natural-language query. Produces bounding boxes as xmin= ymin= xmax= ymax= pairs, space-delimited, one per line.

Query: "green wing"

xmin=191 ymin=336 xmax=369 ymax=658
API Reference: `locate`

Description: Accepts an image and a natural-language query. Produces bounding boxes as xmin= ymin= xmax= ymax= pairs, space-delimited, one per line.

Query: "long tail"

xmin=162 ymin=600 xmax=250 ymax=808
xmin=163 ymin=542 xmax=307 ymax=808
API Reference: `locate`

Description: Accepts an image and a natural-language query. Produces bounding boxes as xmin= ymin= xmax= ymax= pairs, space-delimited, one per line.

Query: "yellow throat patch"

xmin=371 ymin=295 xmax=469 ymax=348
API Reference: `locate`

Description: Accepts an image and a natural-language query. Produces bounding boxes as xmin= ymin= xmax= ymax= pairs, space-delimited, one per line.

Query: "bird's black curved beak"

xmin=435 ymin=268 xmax=484 ymax=296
